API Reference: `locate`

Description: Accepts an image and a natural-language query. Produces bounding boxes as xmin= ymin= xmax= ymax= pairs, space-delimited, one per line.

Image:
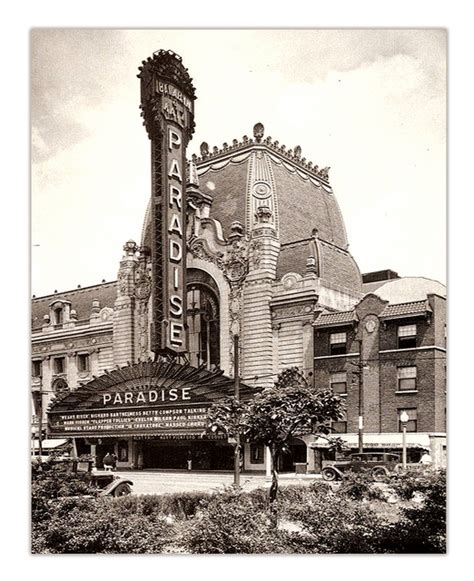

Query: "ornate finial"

xmin=253 ymin=122 xmax=264 ymax=142
xmin=200 ymin=142 xmax=209 ymax=157
xmin=70 ymin=309 xmax=78 ymax=321
xmin=232 ymin=139 xmax=238 ymax=146
xmin=91 ymin=299 xmax=100 ymax=314
xmin=123 ymin=240 xmax=138 ymax=257
xmin=319 ymin=166 xmax=330 ymax=180
xmin=294 ymin=145 xmax=302 ymax=158
xmin=212 ymin=145 xmax=219 ymax=155
xmin=187 ymin=161 xmax=199 ymax=187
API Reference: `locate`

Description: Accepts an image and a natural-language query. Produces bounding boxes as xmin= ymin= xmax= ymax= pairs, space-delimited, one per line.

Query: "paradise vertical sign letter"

xmin=138 ymin=50 xmax=196 ymax=354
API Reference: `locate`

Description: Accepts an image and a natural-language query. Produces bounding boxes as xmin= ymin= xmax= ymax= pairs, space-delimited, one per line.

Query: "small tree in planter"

xmin=207 ymin=367 xmax=345 ymax=514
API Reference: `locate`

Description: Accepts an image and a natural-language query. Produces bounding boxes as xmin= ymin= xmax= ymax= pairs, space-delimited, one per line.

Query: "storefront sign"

xmin=139 ymin=50 xmax=196 ymax=355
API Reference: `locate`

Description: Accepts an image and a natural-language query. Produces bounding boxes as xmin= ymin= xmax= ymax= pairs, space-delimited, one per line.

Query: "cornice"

xmin=193 ymin=129 xmax=332 ymax=189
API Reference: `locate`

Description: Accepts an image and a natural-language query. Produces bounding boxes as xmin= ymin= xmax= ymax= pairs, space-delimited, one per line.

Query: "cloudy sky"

xmin=31 ymin=29 xmax=446 ymax=296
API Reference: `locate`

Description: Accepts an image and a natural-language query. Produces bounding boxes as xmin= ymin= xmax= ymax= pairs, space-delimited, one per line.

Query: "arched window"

xmin=186 ymin=271 xmax=220 ymax=370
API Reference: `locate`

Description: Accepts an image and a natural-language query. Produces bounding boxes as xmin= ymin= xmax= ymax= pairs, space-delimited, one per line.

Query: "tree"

xmin=207 ymin=367 xmax=346 ymax=511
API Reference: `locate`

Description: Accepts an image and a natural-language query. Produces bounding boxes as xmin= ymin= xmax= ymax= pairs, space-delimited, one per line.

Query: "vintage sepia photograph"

xmin=30 ymin=29 xmax=446 ymax=555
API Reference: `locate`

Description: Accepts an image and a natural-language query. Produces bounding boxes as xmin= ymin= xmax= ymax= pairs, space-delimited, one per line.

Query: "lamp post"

xmin=400 ymin=411 xmax=409 ymax=471
xmin=233 ymin=334 xmax=240 ymax=488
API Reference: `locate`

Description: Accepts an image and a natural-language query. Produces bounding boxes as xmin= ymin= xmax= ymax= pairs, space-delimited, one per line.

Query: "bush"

xmin=182 ymin=495 xmax=291 ymax=554
xmin=31 ymin=460 xmax=95 ymax=524
xmin=282 ymin=492 xmax=385 ymax=553
xmin=389 ymin=468 xmax=443 ymax=500
xmin=338 ymin=472 xmax=386 ymax=501
xmin=32 ymin=496 xmax=173 ymax=554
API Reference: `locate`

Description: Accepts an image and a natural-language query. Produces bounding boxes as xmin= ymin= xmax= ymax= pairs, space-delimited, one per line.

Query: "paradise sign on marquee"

xmin=138 ymin=50 xmax=196 ymax=355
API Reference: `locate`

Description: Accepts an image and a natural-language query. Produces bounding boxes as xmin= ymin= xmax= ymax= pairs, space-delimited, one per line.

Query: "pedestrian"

xmin=187 ymin=450 xmax=192 ymax=471
xmin=419 ymin=449 xmax=433 ymax=466
xmin=111 ymin=453 xmax=117 ymax=471
xmin=103 ymin=452 xmax=114 ymax=471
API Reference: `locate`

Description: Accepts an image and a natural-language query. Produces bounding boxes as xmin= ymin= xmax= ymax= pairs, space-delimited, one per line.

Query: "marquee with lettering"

xmin=47 ymin=360 xmax=255 ymax=438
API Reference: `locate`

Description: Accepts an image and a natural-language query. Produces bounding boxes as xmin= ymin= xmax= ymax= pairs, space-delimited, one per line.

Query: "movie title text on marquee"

xmin=49 ymin=406 xmax=208 ymax=436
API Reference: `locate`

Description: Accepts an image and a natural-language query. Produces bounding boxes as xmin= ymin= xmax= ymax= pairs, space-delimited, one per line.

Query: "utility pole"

xmin=37 ymin=388 xmax=43 ymax=458
xmin=233 ymin=334 xmax=240 ymax=488
xmin=350 ymin=339 xmax=365 ymax=454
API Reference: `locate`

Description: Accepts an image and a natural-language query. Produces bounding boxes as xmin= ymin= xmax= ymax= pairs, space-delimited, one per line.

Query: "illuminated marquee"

xmin=138 ymin=50 xmax=196 ymax=355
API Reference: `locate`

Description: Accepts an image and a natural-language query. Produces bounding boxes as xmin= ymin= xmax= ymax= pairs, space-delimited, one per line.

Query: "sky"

xmin=31 ymin=29 xmax=446 ymax=296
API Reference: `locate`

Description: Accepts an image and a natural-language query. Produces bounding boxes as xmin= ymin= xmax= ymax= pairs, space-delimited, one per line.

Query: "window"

xmin=54 ymin=307 xmax=63 ymax=325
xmin=330 ymin=372 xmax=347 ymax=394
xmin=187 ymin=283 xmax=220 ymax=370
xmin=398 ymin=324 xmax=417 ymax=349
xmin=32 ymin=360 xmax=42 ymax=378
xmin=78 ymin=353 xmax=90 ymax=372
xmin=330 ymin=332 xmax=347 ymax=355
xmin=250 ymin=444 xmax=264 ymax=464
xmin=332 ymin=410 xmax=347 ymax=433
xmin=397 ymin=366 xmax=417 ymax=391
xmin=54 ymin=357 xmax=65 ymax=374
xmin=398 ymin=408 xmax=417 ymax=432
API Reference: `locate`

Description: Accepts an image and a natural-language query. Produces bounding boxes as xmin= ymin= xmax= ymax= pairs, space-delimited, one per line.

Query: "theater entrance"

xmin=140 ymin=438 xmax=235 ymax=471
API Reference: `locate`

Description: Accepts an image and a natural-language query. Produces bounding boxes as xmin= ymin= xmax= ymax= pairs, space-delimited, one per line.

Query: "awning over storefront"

xmin=310 ymin=433 xmax=431 ymax=450
xmin=32 ymin=438 xmax=69 ymax=451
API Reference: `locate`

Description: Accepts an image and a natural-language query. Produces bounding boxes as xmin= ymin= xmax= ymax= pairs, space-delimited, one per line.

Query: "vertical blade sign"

xmin=138 ymin=50 xmax=196 ymax=355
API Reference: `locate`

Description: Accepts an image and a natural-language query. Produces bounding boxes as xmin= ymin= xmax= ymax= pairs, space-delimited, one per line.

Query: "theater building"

xmin=32 ymin=50 xmax=446 ymax=472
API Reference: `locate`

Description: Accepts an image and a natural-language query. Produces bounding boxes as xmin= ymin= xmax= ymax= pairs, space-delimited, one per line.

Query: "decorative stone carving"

xmin=255 ymin=205 xmax=272 ymax=224
xmin=123 ymin=240 xmax=138 ymax=257
xmin=189 ymin=239 xmax=225 ymax=270
xmin=253 ymin=122 xmax=265 ymax=142
xmin=200 ymin=142 xmax=209 ymax=157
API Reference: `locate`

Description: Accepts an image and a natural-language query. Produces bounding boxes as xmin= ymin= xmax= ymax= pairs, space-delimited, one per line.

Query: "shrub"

xmin=338 ymin=472 xmax=386 ymax=501
xmin=182 ymin=495 xmax=291 ymax=554
xmin=283 ymin=492 xmax=385 ymax=553
xmin=33 ymin=496 xmax=173 ymax=554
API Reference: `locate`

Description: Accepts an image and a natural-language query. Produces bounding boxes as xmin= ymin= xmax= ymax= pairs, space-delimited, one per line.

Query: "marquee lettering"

xmin=101 ymin=387 xmax=193 ymax=406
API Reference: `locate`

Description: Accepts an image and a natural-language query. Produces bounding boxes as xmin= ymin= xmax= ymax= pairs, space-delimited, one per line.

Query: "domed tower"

xmin=141 ymin=122 xmax=362 ymax=385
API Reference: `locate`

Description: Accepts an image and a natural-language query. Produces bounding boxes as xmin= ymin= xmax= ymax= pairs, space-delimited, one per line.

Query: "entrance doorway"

xmin=140 ymin=439 xmax=234 ymax=471
xmin=278 ymin=437 xmax=307 ymax=472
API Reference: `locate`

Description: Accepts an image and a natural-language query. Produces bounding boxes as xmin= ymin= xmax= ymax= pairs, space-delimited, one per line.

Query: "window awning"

xmin=310 ymin=433 xmax=432 ymax=450
xmin=32 ymin=438 xmax=69 ymax=451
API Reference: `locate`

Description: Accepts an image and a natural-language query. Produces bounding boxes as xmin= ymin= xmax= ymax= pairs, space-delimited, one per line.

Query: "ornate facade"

xmin=32 ymin=117 xmax=445 ymax=471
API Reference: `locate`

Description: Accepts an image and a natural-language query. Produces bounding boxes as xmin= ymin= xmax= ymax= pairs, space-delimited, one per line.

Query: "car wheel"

xmin=322 ymin=468 xmax=337 ymax=481
xmin=372 ymin=467 xmax=388 ymax=482
xmin=113 ymin=482 xmax=132 ymax=497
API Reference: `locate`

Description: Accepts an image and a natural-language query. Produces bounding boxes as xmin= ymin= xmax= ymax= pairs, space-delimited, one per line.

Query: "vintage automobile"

xmin=321 ymin=452 xmax=401 ymax=482
xmin=32 ymin=456 xmax=133 ymax=497
xmin=72 ymin=460 xmax=134 ymax=497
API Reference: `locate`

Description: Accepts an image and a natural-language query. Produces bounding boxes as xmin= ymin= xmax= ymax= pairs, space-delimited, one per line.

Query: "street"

xmin=115 ymin=470 xmax=319 ymax=495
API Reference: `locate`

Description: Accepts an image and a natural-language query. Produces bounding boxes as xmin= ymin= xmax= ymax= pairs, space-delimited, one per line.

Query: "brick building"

xmin=32 ymin=51 xmax=446 ymax=472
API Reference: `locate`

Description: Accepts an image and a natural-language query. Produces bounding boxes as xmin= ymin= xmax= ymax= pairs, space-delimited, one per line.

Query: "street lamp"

xmin=400 ymin=411 xmax=409 ymax=471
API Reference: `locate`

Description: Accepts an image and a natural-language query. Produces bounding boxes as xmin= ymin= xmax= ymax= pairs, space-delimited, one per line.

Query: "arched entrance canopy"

xmin=47 ymin=360 xmax=254 ymax=440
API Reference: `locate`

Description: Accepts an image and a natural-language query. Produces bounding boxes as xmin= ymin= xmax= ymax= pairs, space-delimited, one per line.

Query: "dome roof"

xmin=141 ymin=125 xmax=362 ymax=294
xmin=370 ymin=277 xmax=446 ymax=304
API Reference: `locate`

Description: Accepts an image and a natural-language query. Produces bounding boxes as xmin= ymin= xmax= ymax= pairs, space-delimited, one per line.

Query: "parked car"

xmin=32 ymin=456 xmax=133 ymax=497
xmin=321 ymin=452 xmax=401 ymax=482
xmin=73 ymin=460 xmax=133 ymax=497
